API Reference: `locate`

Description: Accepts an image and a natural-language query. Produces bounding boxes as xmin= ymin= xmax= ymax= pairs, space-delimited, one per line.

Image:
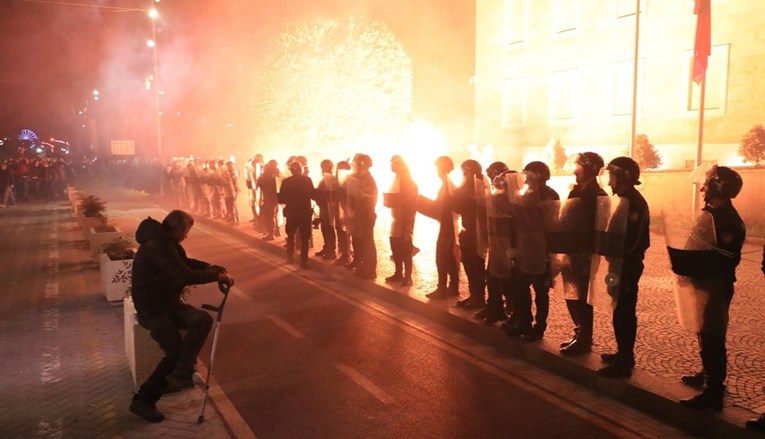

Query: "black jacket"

xmin=131 ymin=217 xmax=219 ymax=316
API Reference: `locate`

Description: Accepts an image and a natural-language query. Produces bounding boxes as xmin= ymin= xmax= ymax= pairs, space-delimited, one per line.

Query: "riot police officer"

xmin=452 ymin=159 xmax=488 ymax=308
xmin=597 ymin=157 xmax=650 ymax=378
xmin=559 ymin=152 xmax=607 ymax=355
xmin=679 ymin=166 xmax=745 ymax=410
xmin=279 ymin=161 xmax=315 ymax=268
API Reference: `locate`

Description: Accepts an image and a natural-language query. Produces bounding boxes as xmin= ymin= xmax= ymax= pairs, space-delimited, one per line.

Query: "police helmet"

xmin=353 ymin=153 xmax=372 ymax=169
xmin=289 ymin=161 xmax=303 ymax=175
xmin=575 ymin=152 xmax=605 ymax=177
xmin=320 ymin=159 xmax=333 ymax=172
xmin=434 ymin=156 xmax=454 ymax=173
xmin=607 ymin=156 xmax=641 ymax=185
xmin=486 ymin=161 xmax=509 ymax=180
xmin=523 ymin=161 xmax=551 ymax=182
xmin=704 ymin=165 xmax=742 ymax=199
xmin=460 ymin=159 xmax=482 ymax=176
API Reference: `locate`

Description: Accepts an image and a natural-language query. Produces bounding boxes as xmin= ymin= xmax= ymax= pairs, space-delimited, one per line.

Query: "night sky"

xmin=0 ymin=0 xmax=475 ymax=157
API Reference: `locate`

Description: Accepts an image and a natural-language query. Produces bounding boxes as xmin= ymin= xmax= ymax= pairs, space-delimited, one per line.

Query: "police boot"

xmin=679 ymin=385 xmax=724 ymax=411
xmin=746 ymin=413 xmax=765 ymax=432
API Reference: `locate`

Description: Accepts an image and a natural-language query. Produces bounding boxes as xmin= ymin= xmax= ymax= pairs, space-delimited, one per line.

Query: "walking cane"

xmin=197 ymin=281 xmax=231 ymax=424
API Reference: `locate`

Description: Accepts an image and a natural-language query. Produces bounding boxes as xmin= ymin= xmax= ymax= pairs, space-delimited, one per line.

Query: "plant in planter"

xmin=77 ymin=195 xmax=108 ymax=241
xmin=99 ymin=235 xmax=135 ymax=303
xmin=78 ymin=194 xmax=107 ymax=219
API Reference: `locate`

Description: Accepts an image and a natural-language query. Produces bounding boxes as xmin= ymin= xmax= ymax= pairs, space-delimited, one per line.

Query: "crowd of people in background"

xmin=0 ymin=157 xmax=74 ymax=207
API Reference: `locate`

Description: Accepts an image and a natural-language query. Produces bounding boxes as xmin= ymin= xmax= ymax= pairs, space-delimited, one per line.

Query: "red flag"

xmin=693 ymin=0 xmax=711 ymax=84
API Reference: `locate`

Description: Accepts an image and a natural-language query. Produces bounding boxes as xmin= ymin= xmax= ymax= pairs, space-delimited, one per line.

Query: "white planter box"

xmin=77 ymin=213 xmax=102 ymax=242
xmin=99 ymin=253 xmax=132 ymax=303
xmin=124 ymin=297 xmax=164 ymax=388
xmin=90 ymin=228 xmax=123 ymax=261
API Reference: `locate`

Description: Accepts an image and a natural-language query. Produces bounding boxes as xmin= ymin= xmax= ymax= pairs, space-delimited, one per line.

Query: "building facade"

xmin=475 ymin=0 xmax=765 ymax=170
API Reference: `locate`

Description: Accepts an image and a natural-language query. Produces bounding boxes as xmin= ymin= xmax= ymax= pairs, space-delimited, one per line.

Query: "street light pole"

xmin=149 ymin=5 xmax=162 ymax=158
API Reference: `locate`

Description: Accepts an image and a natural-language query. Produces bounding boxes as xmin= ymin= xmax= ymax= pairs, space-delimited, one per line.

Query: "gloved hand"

xmin=209 ymin=264 xmax=227 ymax=274
xmin=217 ymin=273 xmax=234 ymax=293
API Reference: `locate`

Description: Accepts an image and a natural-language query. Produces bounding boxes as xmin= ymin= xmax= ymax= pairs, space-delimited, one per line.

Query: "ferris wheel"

xmin=17 ymin=129 xmax=38 ymax=142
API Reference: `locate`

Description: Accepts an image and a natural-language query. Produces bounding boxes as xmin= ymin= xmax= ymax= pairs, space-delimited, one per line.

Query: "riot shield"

xmin=486 ymin=182 xmax=514 ymax=278
xmin=544 ymin=197 xmax=595 ymax=300
xmin=587 ymin=196 xmax=628 ymax=310
xmin=664 ymin=210 xmax=728 ymax=334
xmin=505 ymin=172 xmax=548 ymax=276
xmin=472 ymin=175 xmax=490 ymax=260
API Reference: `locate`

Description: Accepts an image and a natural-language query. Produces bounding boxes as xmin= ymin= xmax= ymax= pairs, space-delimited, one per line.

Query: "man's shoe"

xmin=560 ymin=336 xmax=577 ymax=349
xmin=483 ymin=311 xmax=508 ymax=325
xmin=504 ymin=324 xmax=531 ymax=338
xmin=322 ymin=252 xmax=336 ymax=260
xmin=679 ymin=391 xmax=723 ymax=411
xmin=456 ymin=296 xmax=485 ymax=309
xmin=300 ymin=260 xmax=309 ymax=269
xmin=401 ymin=276 xmax=413 ymax=287
xmin=521 ymin=327 xmax=544 ymax=342
xmin=446 ymin=287 xmax=460 ymax=297
xmin=601 ymin=352 xmax=636 ymax=367
xmin=426 ymin=288 xmax=448 ymax=300
xmin=597 ymin=364 xmax=633 ymax=379
xmin=560 ymin=338 xmax=592 ymax=355
xmin=746 ymin=414 xmax=765 ymax=431
xmin=681 ymin=371 xmax=705 ymax=389
xmin=129 ymin=399 xmax=165 ymax=423
xmin=315 ymin=249 xmax=327 ymax=257
xmin=385 ymin=273 xmax=404 ymax=283
xmin=473 ymin=307 xmax=489 ymax=320
xmin=334 ymin=255 xmax=351 ymax=265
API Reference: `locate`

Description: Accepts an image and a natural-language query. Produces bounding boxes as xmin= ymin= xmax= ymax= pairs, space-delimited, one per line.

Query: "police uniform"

xmin=609 ymin=186 xmax=650 ymax=366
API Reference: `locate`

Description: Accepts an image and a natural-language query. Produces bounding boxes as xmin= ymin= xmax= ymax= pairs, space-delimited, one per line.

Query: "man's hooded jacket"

xmin=131 ymin=217 xmax=220 ymax=316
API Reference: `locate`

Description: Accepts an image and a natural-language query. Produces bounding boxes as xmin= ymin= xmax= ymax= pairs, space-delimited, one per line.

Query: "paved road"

xmin=180 ymin=216 xmax=692 ymax=439
xmin=228 ymin=188 xmax=765 ymax=413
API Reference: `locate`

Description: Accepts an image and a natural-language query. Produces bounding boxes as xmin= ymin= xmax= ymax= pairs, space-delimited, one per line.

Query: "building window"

xmin=611 ymin=59 xmax=643 ymax=117
xmin=552 ymin=0 xmax=578 ymax=35
xmin=549 ymin=69 xmax=578 ymax=122
xmin=504 ymin=0 xmax=527 ymax=47
xmin=502 ymin=78 xmax=527 ymax=127
xmin=686 ymin=44 xmax=729 ymax=113
xmin=614 ymin=0 xmax=642 ymax=19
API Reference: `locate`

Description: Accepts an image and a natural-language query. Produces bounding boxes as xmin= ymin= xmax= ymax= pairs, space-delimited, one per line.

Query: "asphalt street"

xmin=180 ymin=215 xmax=691 ymax=438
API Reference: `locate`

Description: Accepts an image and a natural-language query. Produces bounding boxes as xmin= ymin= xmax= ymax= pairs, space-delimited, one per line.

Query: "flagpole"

xmin=692 ymin=76 xmax=706 ymax=213
xmin=691 ymin=0 xmax=710 ymax=214
xmin=629 ymin=0 xmax=641 ymax=158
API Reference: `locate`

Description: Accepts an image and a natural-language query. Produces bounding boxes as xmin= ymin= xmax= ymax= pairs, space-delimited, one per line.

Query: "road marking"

xmin=285 ymin=272 xmax=643 ymax=438
xmin=40 ymin=346 xmax=61 ymax=383
xmin=334 ymin=363 xmax=395 ymax=405
xmin=197 ymin=363 xmax=258 ymax=439
xmin=268 ymin=315 xmax=305 ymax=339
xmin=38 ymin=417 xmax=63 ymax=439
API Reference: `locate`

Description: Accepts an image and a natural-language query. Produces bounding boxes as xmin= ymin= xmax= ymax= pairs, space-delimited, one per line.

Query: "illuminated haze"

xmin=0 ymin=0 xmax=475 ymax=161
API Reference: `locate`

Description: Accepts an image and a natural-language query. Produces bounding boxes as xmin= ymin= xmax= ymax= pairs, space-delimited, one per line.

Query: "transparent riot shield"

xmin=664 ymin=210 xmax=728 ymax=334
xmin=472 ymin=175 xmax=490 ymax=260
xmin=544 ymin=197 xmax=595 ymax=300
xmin=505 ymin=172 xmax=548 ymax=276
xmin=486 ymin=181 xmax=514 ymax=279
xmin=587 ymin=196 xmax=628 ymax=310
